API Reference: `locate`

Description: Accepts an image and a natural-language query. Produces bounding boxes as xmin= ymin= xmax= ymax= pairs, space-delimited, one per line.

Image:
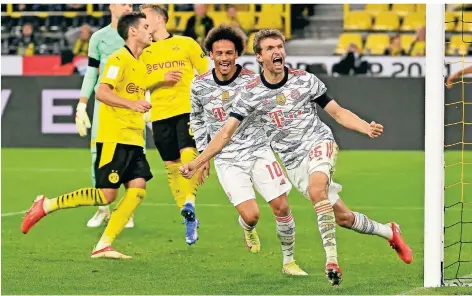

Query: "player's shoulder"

xmin=107 ymin=47 xmax=127 ymax=64
xmin=173 ymin=35 xmax=197 ymax=43
xmin=287 ymin=67 xmax=309 ymax=77
xmin=194 ymin=69 xmax=213 ymax=82
xmin=244 ymin=75 xmax=262 ymax=90
xmin=240 ymin=67 xmax=257 ymax=76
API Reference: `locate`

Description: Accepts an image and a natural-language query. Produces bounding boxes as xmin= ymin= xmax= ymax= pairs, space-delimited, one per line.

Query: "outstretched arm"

xmin=194 ymin=116 xmax=240 ymax=168
xmin=447 ymin=65 xmax=472 ymax=88
xmin=180 ymin=116 xmax=241 ymax=178
xmin=322 ymin=98 xmax=383 ymax=138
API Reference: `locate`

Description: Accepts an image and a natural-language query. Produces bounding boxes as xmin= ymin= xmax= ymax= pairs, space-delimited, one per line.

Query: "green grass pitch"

xmin=2 ymin=149 xmax=472 ymax=295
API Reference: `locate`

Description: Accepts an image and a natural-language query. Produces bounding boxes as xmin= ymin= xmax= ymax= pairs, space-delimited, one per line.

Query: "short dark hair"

xmin=140 ymin=4 xmax=168 ymax=24
xmin=204 ymin=25 xmax=246 ymax=56
xmin=253 ymin=29 xmax=285 ymax=55
xmin=117 ymin=12 xmax=146 ymax=41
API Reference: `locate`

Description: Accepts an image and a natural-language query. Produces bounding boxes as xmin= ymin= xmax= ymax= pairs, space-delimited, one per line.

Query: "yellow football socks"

xmin=179 ymin=148 xmax=199 ymax=205
xmin=98 ymin=188 xmax=146 ymax=247
xmin=44 ymin=188 xmax=108 ymax=213
xmin=166 ymin=162 xmax=186 ymax=208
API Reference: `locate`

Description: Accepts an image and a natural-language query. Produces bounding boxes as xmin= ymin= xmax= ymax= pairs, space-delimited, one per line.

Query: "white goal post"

xmin=424 ymin=4 xmax=445 ymax=288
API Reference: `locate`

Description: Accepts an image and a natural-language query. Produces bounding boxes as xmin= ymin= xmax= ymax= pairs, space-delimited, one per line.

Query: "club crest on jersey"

xmin=222 ymin=91 xmax=230 ymax=103
xmin=108 ymin=170 xmax=119 ymax=184
xmin=172 ymin=44 xmax=180 ymax=51
xmin=276 ymin=93 xmax=286 ymax=105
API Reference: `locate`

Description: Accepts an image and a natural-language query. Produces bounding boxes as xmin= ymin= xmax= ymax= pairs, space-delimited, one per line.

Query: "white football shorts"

xmin=215 ymin=150 xmax=292 ymax=207
xmin=286 ymin=139 xmax=342 ymax=205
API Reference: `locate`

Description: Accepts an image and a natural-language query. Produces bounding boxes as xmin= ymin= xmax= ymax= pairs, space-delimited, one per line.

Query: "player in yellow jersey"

xmin=21 ymin=12 xmax=153 ymax=259
xmin=140 ymin=4 xmax=210 ymax=245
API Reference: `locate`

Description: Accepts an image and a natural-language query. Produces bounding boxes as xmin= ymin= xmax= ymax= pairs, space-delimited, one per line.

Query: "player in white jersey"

xmin=181 ymin=29 xmax=413 ymax=286
xmin=190 ymin=25 xmax=306 ymax=276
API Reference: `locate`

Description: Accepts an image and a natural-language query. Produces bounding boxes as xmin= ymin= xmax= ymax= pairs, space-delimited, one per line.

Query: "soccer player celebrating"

xmin=181 ymin=29 xmax=412 ymax=285
xmin=75 ymin=4 xmax=136 ymax=229
xmin=190 ymin=25 xmax=307 ymax=275
xmin=22 ymin=12 xmax=153 ymax=259
xmin=139 ymin=4 xmax=209 ymax=245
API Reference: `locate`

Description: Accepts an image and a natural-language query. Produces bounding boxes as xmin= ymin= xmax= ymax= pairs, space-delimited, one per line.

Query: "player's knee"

xmin=270 ymin=195 xmax=290 ymax=217
xmin=100 ymin=189 xmax=119 ymax=203
xmin=308 ymin=171 xmax=329 ymax=203
xmin=240 ymin=208 xmax=260 ymax=226
xmin=335 ymin=211 xmax=354 ymax=228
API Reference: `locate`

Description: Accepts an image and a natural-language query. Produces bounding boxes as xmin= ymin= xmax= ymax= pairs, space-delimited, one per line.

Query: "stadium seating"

xmin=335 ymin=33 xmax=363 ymax=55
xmin=364 ymin=4 xmax=389 ymax=16
xmin=391 ymin=4 xmax=416 ymax=17
xmin=401 ymin=12 xmax=425 ymax=31
xmin=372 ymin=11 xmax=400 ymax=31
xmin=445 ymin=11 xmax=457 ymax=31
xmin=400 ymin=34 xmax=416 ymax=52
xmin=364 ymin=33 xmax=389 ymax=55
xmin=344 ymin=11 xmax=372 ymax=31
xmin=447 ymin=34 xmax=472 ymax=56
xmin=0 ymin=4 xmax=291 ymax=56
xmin=246 ymin=32 xmax=256 ymax=54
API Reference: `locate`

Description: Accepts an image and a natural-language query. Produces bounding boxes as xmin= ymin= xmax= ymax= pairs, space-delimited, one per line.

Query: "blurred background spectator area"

xmin=1 ymin=3 xmax=471 ymax=58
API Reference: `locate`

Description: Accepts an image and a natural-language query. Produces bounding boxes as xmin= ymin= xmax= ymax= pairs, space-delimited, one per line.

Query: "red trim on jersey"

xmin=240 ymin=67 xmax=256 ymax=75
xmin=288 ymin=68 xmax=307 ymax=76
xmin=196 ymin=70 xmax=212 ymax=80
xmin=245 ymin=76 xmax=262 ymax=89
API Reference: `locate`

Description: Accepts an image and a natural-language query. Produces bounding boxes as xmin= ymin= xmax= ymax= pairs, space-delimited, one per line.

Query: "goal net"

xmin=425 ymin=3 xmax=472 ymax=288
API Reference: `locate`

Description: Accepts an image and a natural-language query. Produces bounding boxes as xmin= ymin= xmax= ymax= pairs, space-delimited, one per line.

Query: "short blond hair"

xmin=139 ymin=4 xmax=168 ymax=23
xmin=253 ymin=29 xmax=285 ymax=55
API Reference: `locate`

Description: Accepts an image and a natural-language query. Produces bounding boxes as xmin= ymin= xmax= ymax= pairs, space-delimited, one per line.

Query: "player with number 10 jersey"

xmin=190 ymin=25 xmax=307 ymax=276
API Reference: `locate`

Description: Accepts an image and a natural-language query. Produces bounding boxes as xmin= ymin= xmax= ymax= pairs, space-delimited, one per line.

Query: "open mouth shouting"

xmin=272 ymin=56 xmax=283 ymax=69
xmin=219 ymin=61 xmax=231 ymax=72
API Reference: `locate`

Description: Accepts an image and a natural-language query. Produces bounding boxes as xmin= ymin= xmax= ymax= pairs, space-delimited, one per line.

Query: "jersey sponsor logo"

xmin=146 ymin=60 xmax=186 ymax=73
xmin=106 ymin=65 xmax=120 ymax=79
xmin=268 ymin=110 xmax=285 ymax=128
xmin=221 ymin=91 xmax=230 ymax=103
xmin=108 ymin=170 xmax=120 ymax=184
xmin=276 ymin=93 xmax=286 ymax=105
xmin=126 ymin=83 xmax=144 ymax=94
xmin=212 ymin=107 xmax=227 ymax=122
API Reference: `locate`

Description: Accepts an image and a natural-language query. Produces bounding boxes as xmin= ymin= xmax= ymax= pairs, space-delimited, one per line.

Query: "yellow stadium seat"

xmin=335 ymin=33 xmax=363 ymax=55
xmin=246 ymin=32 xmax=256 ymax=54
xmin=255 ymin=13 xmax=283 ymax=30
xmin=208 ymin=11 xmax=227 ymax=27
xmin=391 ymin=4 xmax=416 ymax=16
xmin=409 ymin=41 xmax=425 ymax=56
xmin=175 ymin=13 xmax=192 ymax=32
xmin=447 ymin=34 xmax=472 ymax=56
xmin=261 ymin=4 xmax=284 ymax=13
xmin=401 ymin=12 xmax=425 ymax=31
xmin=373 ymin=11 xmax=400 ymax=31
xmin=237 ymin=12 xmax=256 ymax=32
xmin=364 ymin=4 xmax=389 ymax=16
xmin=364 ymin=33 xmax=390 ymax=55
xmin=344 ymin=11 xmax=372 ymax=30
xmin=400 ymin=34 xmax=416 ymax=52
xmin=166 ymin=15 xmax=176 ymax=32
xmin=416 ymin=4 xmax=426 ymax=12
xmin=455 ymin=12 xmax=472 ymax=32
xmin=445 ymin=12 xmax=456 ymax=31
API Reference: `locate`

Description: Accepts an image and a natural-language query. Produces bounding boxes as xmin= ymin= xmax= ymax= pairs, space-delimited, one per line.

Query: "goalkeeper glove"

xmin=75 ymin=102 xmax=91 ymax=137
